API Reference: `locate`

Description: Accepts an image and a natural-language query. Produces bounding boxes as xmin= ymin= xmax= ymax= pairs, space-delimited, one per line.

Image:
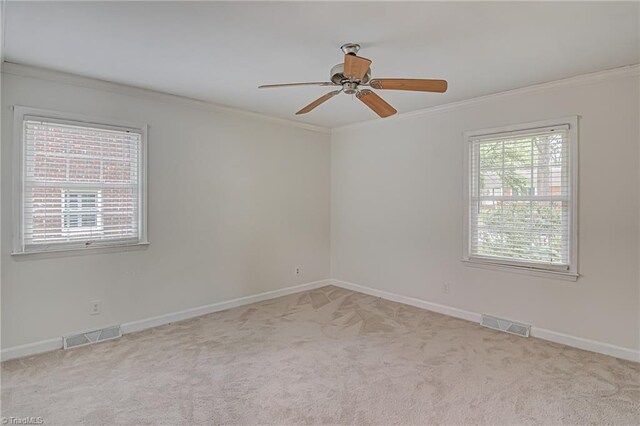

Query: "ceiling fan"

xmin=259 ymin=43 xmax=448 ymax=118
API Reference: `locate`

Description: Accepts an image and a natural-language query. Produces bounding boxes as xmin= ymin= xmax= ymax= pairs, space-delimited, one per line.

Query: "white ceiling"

xmin=4 ymin=2 xmax=639 ymax=128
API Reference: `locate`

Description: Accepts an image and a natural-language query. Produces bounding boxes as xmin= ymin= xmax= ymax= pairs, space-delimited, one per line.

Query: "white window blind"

xmin=468 ymin=124 xmax=574 ymax=271
xmin=18 ymin=115 xmax=146 ymax=253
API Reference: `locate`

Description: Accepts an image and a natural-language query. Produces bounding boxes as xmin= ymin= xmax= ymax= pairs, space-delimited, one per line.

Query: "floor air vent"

xmin=480 ymin=315 xmax=530 ymax=337
xmin=63 ymin=325 xmax=122 ymax=349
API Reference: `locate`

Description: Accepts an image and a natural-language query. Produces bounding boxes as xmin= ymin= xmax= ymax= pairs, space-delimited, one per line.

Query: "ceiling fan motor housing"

xmin=330 ymin=63 xmax=371 ymax=86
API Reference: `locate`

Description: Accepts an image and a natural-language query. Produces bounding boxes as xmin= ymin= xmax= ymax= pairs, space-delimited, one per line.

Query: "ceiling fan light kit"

xmin=259 ymin=43 xmax=448 ymax=118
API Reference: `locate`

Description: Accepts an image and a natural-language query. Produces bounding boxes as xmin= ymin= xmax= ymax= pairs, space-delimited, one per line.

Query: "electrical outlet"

xmin=295 ymin=267 xmax=301 ymax=275
xmin=90 ymin=300 xmax=101 ymax=315
xmin=443 ymin=284 xmax=450 ymax=294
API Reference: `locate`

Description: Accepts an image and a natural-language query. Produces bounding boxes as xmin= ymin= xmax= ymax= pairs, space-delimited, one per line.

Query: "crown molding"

xmin=1 ymin=61 xmax=331 ymax=135
xmin=3 ymin=61 xmax=637 ymax=134
xmin=332 ymin=63 xmax=640 ymax=133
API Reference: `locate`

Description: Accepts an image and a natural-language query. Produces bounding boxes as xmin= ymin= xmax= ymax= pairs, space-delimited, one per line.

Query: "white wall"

xmin=2 ymin=64 xmax=639 ymax=358
xmin=1 ymin=67 xmax=331 ymax=349
xmin=331 ymin=70 xmax=640 ymax=352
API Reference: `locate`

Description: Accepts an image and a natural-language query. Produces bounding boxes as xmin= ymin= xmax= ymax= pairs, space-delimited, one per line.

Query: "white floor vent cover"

xmin=480 ymin=315 xmax=530 ymax=337
xmin=63 ymin=325 xmax=122 ymax=349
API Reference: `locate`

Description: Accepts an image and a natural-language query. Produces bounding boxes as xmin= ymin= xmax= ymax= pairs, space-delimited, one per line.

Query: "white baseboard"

xmin=4 ymin=278 xmax=638 ymax=363
xmin=0 ymin=338 xmax=63 ymax=362
xmin=330 ymin=279 xmax=640 ymax=363
xmin=120 ymin=279 xmax=330 ymax=334
xmin=1 ymin=279 xmax=330 ymax=362
xmin=529 ymin=327 xmax=640 ymax=363
xmin=331 ymin=279 xmax=481 ymax=323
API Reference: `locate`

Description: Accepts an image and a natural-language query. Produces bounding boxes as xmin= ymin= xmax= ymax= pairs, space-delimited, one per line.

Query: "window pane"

xmin=470 ymin=127 xmax=571 ymax=267
xmin=22 ymin=118 xmax=142 ymax=250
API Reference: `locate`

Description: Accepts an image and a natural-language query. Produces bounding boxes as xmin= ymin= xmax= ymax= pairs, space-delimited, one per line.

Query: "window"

xmin=13 ymin=107 xmax=148 ymax=254
xmin=463 ymin=117 xmax=578 ymax=280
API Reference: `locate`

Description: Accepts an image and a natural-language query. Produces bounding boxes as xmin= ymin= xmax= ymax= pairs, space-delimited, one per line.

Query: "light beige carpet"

xmin=2 ymin=285 xmax=639 ymax=425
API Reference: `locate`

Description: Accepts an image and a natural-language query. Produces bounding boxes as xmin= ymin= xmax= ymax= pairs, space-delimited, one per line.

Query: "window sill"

xmin=461 ymin=258 xmax=579 ymax=282
xmin=11 ymin=242 xmax=150 ymax=260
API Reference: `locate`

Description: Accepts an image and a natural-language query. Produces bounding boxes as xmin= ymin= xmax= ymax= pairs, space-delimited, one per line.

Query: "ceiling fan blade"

xmin=344 ymin=54 xmax=372 ymax=80
xmin=356 ymin=90 xmax=397 ymax=118
xmin=296 ymin=90 xmax=342 ymax=115
xmin=369 ymin=79 xmax=448 ymax=93
xmin=259 ymin=82 xmax=337 ymax=89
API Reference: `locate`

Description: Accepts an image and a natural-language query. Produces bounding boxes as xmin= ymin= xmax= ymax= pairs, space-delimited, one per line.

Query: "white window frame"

xmin=12 ymin=106 xmax=149 ymax=255
xmin=462 ymin=116 xmax=579 ymax=281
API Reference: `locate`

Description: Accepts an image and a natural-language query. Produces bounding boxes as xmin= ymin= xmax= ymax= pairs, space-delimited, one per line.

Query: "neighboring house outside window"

xmin=463 ymin=117 xmax=578 ymax=281
xmin=61 ymin=190 xmax=102 ymax=235
xmin=13 ymin=107 xmax=148 ymax=254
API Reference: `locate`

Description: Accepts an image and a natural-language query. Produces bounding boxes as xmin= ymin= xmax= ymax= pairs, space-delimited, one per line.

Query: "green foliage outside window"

xmin=474 ymin=134 xmax=567 ymax=265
